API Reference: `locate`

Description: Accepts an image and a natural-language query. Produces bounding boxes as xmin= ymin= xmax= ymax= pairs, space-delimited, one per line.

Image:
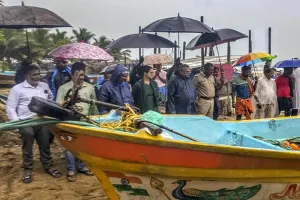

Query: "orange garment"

xmin=235 ymin=75 xmax=254 ymax=120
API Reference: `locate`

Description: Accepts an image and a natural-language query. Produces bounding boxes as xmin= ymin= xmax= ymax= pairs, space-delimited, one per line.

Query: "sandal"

xmin=78 ymin=167 xmax=94 ymax=176
xmin=66 ymin=170 xmax=76 ymax=182
xmin=46 ymin=168 xmax=62 ymax=178
xmin=22 ymin=175 xmax=32 ymax=184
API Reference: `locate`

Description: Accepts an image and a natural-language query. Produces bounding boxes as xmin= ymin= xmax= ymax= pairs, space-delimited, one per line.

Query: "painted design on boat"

xmin=172 ymin=180 xmax=262 ymax=200
xmin=269 ymin=183 xmax=300 ymax=199
xmin=113 ymin=184 xmax=150 ymax=196
xmin=150 ymin=177 xmax=172 ymax=200
xmin=104 ymin=170 xmax=143 ymax=184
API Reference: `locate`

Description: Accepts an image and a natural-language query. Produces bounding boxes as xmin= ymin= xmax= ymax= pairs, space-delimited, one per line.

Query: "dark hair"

xmin=71 ymin=62 xmax=86 ymax=75
xmin=204 ymin=62 xmax=214 ymax=70
xmin=242 ymin=65 xmax=251 ymax=71
xmin=264 ymin=67 xmax=275 ymax=74
xmin=141 ymin=65 xmax=152 ymax=75
xmin=21 ymin=57 xmax=32 ymax=67
xmin=178 ymin=64 xmax=189 ymax=72
xmin=23 ymin=63 xmax=40 ymax=75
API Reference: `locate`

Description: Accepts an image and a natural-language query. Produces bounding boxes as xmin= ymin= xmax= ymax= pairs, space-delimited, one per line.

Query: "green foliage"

xmin=72 ymin=28 xmax=95 ymax=43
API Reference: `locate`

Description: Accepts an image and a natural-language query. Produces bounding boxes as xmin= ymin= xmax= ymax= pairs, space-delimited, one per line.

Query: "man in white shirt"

xmin=6 ymin=64 xmax=61 ymax=184
xmin=254 ymin=68 xmax=277 ymax=119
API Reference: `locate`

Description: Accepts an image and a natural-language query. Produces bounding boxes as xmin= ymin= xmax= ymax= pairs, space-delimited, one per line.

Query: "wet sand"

xmin=0 ymin=130 xmax=108 ymax=200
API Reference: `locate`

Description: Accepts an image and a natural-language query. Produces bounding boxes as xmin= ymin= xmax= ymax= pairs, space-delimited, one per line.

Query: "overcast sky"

xmin=6 ymin=0 xmax=300 ymax=61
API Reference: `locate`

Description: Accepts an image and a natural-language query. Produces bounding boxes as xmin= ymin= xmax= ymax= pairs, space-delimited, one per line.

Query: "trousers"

xmin=19 ymin=126 xmax=53 ymax=174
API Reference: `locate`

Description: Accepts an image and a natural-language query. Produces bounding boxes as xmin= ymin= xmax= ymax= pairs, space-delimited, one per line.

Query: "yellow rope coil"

xmin=99 ymin=104 xmax=140 ymax=132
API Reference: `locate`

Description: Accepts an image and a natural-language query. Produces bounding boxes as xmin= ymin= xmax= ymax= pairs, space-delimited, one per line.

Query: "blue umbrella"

xmin=273 ymin=59 xmax=300 ymax=68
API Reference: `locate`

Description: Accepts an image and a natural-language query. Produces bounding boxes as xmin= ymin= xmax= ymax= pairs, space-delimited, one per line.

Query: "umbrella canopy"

xmin=235 ymin=52 xmax=276 ymax=66
xmin=142 ymin=14 xmax=212 ymax=33
xmin=186 ymin=29 xmax=248 ymax=50
xmin=273 ymin=59 xmax=300 ymax=68
xmin=144 ymin=54 xmax=173 ymax=65
xmin=48 ymin=43 xmax=114 ymax=61
xmin=100 ymin=65 xmax=116 ymax=74
xmin=0 ymin=2 xmax=71 ymax=29
xmin=106 ymin=33 xmax=177 ymax=49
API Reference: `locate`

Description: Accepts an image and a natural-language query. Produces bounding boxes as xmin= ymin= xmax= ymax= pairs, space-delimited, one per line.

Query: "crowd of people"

xmin=5 ymin=56 xmax=300 ymax=184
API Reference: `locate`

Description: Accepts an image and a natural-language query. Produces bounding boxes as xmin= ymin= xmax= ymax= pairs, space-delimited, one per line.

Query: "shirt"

xmin=56 ymin=81 xmax=98 ymax=115
xmin=193 ymin=73 xmax=215 ymax=98
xmin=254 ymin=75 xmax=276 ymax=104
xmin=232 ymin=75 xmax=251 ymax=99
xmin=275 ymin=75 xmax=293 ymax=98
xmin=153 ymin=70 xmax=167 ymax=88
xmin=6 ymin=80 xmax=53 ymax=121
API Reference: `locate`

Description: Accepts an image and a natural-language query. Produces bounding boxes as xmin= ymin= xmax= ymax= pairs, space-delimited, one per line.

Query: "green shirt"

xmin=56 ymin=81 xmax=98 ymax=115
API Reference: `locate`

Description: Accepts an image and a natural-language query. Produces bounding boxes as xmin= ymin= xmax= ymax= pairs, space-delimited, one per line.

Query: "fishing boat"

xmin=48 ymin=110 xmax=300 ymax=200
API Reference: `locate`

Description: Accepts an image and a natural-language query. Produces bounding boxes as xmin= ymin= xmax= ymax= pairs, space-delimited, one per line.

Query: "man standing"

xmin=99 ymin=64 xmax=134 ymax=114
xmin=193 ymin=62 xmax=215 ymax=118
xmin=232 ymin=65 xmax=256 ymax=120
xmin=213 ymin=66 xmax=225 ymax=120
xmin=56 ymin=62 xmax=97 ymax=182
xmin=275 ymin=67 xmax=294 ymax=116
xmin=6 ymin=64 xmax=61 ymax=184
xmin=153 ymin=64 xmax=167 ymax=100
xmin=166 ymin=64 xmax=196 ymax=114
xmin=254 ymin=68 xmax=277 ymax=119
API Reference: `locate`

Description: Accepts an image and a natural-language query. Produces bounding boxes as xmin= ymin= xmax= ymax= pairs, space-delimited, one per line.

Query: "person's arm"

xmin=99 ymin=85 xmax=110 ymax=114
xmin=253 ymin=76 xmax=259 ymax=92
xmin=55 ymin=86 xmax=65 ymax=104
xmin=193 ymin=76 xmax=199 ymax=98
xmin=220 ymin=71 xmax=225 ymax=87
xmin=131 ymin=82 xmax=140 ymax=107
xmin=46 ymin=84 xmax=54 ymax=101
xmin=253 ymin=80 xmax=262 ymax=108
xmin=6 ymin=87 xmax=20 ymax=121
xmin=166 ymin=80 xmax=176 ymax=114
xmin=231 ymin=83 xmax=236 ymax=108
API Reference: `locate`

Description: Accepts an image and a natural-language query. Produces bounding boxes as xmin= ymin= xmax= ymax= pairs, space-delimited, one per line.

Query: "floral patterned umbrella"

xmin=48 ymin=42 xmax=114 ymax=61
xmin=144 ymin=54 xmax=173 ymax=65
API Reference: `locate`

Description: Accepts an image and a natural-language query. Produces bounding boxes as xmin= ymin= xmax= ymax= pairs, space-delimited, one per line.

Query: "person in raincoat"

xmin=166 ymin=64 xmax=196 ymax=114
xmin=132 ymin=65 xmax=160 ymax=113
xmin=98 ymin=64 xmax=134 ymax=114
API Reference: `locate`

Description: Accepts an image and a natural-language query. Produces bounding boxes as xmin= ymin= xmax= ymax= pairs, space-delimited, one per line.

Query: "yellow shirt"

xmin=56 ymin=81 xmax=98 ymax=115
xmin=193 ymin=73 xmax=215 ymax=98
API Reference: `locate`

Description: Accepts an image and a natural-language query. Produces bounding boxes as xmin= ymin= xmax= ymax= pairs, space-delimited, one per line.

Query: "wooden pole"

xmin=183 ymin=41 xmax=186 ymax=60
xmin=227 ymin=42 xmax=231 ymax=63
xmin=174 ymin=41 xmax=177 ymax=62
xmin=249 ymin=30 xmax=252 ymax=53
xmin=201 ymin=16 xmax=205 ymax=66
xmin=139 ymin=26 xmax=142 ymax=57
xmin=268 ymin=27 xmax=272 ymax=54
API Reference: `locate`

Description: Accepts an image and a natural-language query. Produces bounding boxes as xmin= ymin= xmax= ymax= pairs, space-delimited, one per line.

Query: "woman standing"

xmin=132 ymin=65 xmax=160 ymax=113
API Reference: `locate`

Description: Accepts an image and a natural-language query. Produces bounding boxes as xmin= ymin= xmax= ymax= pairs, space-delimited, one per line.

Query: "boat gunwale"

xmin=51 ymin=119 xmax=300 ymax=160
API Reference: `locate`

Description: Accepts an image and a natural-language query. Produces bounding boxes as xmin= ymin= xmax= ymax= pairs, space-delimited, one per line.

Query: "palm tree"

xmin=0 ymin=0 xmax=3 ymax=6
xmin=50 ymin=29 xmax=73 ymax=48
xmin=93 ymin=35 xmax=111 ymax=49
xmin=72 ymin=28 xmax=95 ymax=43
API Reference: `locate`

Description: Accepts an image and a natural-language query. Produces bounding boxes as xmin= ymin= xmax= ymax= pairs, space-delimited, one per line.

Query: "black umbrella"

xmin=142 ymin=13 xmax=213 ymax=57
xmin=106 ymin=33 xmax=177 ymax=49
xmin=186 ymin=28 xmax=247 ymax=66
xmin=186 ymin=28 xmax=247 ymax=50
xmin=0 ymin=1 xmax=72 ymax=56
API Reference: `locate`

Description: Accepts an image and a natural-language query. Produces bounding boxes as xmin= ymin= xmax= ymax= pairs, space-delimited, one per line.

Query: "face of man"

xmin=265 ymin=70 xmax=275 ymax=80
xmin=57 ymin=61 xmax=67 ymax=68
xmin=180 ymin=66 xmax=191 ymax=78
xmin=145 ymin=68 xmax=155 ymax=79
xmin=154 ymin=64 xmax=162 ymax=71
xmin=242 ymin=69 xmax=251 ymax=78
xmin=204 ymin=66 xmax=214 ymax=77
xmin=72 ymin=70 xmax=85 ymax=85
xmin=213 ymin=67 xmax=219 ymax=77
xmin=26 ymin=69 xmax=41 ymax=86
xmin=284 ymin=67 xmax=293 ymax=76
xmin=119 ymin=72 xmax=129 ymax=83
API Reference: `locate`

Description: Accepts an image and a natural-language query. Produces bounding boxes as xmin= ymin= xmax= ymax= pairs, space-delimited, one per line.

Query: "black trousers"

xmin=19 ymin=126 xmax=53 ymax=174
xmin=213 ymin=97 xmax=219 ymax=120
xmin=277 ymin=97 xmax=293 ymax=116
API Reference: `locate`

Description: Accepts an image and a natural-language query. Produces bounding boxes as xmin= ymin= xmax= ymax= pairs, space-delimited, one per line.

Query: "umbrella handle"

xmin=215 ymin=43 xmax=223 ymax=71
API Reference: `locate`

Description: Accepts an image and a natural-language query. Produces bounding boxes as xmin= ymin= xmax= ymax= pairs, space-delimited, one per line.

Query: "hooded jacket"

xmin=98 ymin=64 xmax=134 ymax=114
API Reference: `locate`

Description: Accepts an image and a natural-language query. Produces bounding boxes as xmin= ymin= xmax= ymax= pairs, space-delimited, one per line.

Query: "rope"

xmin=100 ymin=104 xmax=140 ymax=132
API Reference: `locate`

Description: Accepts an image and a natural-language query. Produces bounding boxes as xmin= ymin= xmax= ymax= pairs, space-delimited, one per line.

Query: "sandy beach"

xmin=0 ymin=130 xmax=108 ymax=200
